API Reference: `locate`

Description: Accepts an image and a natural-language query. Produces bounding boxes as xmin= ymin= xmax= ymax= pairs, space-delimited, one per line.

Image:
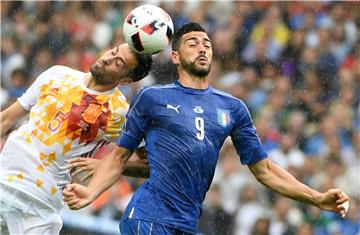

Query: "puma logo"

xmin=166 ymin=104 xmax=180 ymax=114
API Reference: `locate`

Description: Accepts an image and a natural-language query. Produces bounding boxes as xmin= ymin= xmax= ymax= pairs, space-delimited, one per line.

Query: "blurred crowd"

xmin=1 ymin=1 xmax=359 ymax=235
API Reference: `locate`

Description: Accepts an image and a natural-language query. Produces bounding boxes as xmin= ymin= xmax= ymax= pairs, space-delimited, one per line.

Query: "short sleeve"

xmin=17 ymin=66 xmax=56 ymax=111
xmin=116 ymin=88 xmax=152 ymax=151
xmin=231 ymin=100 xmax=267 ymax=165
xmin=103 ymin=94 xmax=129 ymax=142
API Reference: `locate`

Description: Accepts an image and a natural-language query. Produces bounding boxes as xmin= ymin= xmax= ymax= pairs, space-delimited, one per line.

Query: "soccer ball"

xmin=123 ymin=5 xmax=174 ymax=55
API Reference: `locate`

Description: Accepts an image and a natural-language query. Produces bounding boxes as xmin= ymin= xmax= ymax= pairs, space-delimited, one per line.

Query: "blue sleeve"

xmin=116 ymin=88 xmax=152 ymax=151
xmin=231 ymin=100 xmax=267 ymax=165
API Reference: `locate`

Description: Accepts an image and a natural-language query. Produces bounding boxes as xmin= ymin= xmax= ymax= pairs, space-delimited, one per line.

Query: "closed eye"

xmin=115 ymin=57 xmax=126 ymax=67
xmin=111 ymin=46 xmax=120 ymax=55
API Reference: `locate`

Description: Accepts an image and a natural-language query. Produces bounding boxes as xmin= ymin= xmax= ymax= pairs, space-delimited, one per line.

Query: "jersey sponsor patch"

xmin=217 ymin=109 xmax=230 ymax=127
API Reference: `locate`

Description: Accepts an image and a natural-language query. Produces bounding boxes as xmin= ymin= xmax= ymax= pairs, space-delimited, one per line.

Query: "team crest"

xmin=217 ymin=109 xmax=230 ymax=127
xmin=82 ymin=104 xmax=102 ymax=124
xmin=193 ymin=106 xmax=204 ymax=114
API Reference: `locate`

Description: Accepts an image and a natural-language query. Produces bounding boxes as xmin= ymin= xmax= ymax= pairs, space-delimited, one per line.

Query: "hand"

xmin=62 ymin=184 xmax=94 ymax=210
xmin=317 ymin=189 xmax=349 ymax=218
xmin=69 ymin=157 xmax=100 ymax=182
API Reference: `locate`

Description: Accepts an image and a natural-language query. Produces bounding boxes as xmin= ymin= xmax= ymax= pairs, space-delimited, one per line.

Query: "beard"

xmin=90 ymin=64 xmax=115 ymax=86
xmin=180 ymin=57 xmax=211 ymax=78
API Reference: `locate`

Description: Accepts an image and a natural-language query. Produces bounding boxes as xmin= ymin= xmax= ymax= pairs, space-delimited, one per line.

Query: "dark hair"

xmin=129 ymin=52 xmax=153 ymax=82
xmin=11 ymin=68 xmax=27 ymax=78
xmin=171 ymin=22 xmax=206 ymax=51
xmin=11 ymin=68 xmax=29 ymax=83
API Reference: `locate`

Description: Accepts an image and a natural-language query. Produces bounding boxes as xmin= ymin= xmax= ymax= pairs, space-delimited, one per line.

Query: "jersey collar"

xmin=174 ymin=80 xmax=212 ymax=94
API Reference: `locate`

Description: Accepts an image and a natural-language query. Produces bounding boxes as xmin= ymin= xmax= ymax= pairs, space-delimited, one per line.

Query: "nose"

xmin=103 ymin=55 xmax=118 ymax=65
xmin=198 ymin=44 xmax=206 ymax=54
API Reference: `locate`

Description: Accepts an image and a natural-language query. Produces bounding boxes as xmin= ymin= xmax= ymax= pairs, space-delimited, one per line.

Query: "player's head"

xmin=171 ymin=22 xmax=213 ymax=78
xmin=90 ymin=43 xmax=152 ymax=85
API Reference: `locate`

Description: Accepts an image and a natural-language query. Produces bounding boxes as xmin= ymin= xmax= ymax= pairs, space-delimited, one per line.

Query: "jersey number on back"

xmin=195 ymin=117 xmax=204 ymax=140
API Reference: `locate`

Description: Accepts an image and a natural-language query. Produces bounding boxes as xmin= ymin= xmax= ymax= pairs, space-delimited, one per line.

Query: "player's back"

xmin=119 ymin=81 xmax=267 ymax=233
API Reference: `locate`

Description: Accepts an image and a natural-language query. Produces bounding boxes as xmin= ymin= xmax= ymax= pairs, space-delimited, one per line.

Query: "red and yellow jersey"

xmin=0 ymin=65 xmax=129 ymax=211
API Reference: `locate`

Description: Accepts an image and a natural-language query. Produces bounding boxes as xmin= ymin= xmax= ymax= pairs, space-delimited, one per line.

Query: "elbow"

xmin=249 ymin=158 xmax=272 ymax=184
xmin=112 ymin=146 xmax=133 ymax=171
xmin=253 ymin=170 xmax=268 ymax=184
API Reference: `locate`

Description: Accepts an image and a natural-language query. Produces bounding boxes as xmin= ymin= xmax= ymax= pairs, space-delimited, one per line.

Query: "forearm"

xmin=0 ymin=119 xmax=13 ymax=136
xmin=249 ymin=159 xmax=321 ymax=207
xmin=87 ymin=147 xmax=132 ymax=200
xmin=0 ymin=102 xmax=28 ymax=136
xmin=123 ymin=159 xmax=149 ymax=178
xmin=0 ymin=112 xmax=16 ymax=136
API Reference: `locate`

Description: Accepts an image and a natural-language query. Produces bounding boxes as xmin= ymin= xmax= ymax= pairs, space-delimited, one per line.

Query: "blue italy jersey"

xmin=117 ymin=81 xmax=267 ymax=234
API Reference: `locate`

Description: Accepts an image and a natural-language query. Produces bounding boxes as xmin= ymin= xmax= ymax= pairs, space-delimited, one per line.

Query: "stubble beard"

xmin=180 ymin=58 xmax=211 ymax=78
xmin=90 ymin=64 xmax=115 ymax=86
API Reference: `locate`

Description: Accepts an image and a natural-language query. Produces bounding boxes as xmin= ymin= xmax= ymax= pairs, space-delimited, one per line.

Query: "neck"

xmin=85 ymin=73 xmax=118 ymax=92
xmin=178 ymin=69 xmax=209 ymax=89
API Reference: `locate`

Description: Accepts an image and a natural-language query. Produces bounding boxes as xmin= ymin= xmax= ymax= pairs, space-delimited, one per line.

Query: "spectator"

xmin=251 ymin=217 xmax=271 ymax=235
xmin=7 ymin=68 xmax=29 ymax=103
xmin=1 ymin=2 xmax=358 ymax=234
xmin=268 ymin=132 xmax=305 ymax=171
xmin=199 ymin=184 xmax=234 ymax=235
xmin=233 ymin=184 xmax=269 ymax=235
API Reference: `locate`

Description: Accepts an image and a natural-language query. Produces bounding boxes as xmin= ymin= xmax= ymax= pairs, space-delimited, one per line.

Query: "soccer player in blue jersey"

xmin=63 ymin=22 xmax=349 ymax=234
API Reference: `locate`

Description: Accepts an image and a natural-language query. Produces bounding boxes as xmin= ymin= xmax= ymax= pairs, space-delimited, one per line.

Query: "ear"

xmin=118 ymin=78 xmax=133 ymax=85
xmin=171 ymin=51 xmax=179 ymax=65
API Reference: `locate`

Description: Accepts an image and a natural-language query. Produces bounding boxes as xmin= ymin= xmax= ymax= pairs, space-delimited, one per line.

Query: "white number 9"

xmin=195 ymin=117 xmax=204 ymax=140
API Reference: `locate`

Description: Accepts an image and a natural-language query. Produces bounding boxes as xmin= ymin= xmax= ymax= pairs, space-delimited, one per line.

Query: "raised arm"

xmin=0 ymin=101 xmax=29 ymax=136
xmin=63 ymin=145 xmax=133 ymax=210
xmin=248 ymin=158 xmax=349 ymax=218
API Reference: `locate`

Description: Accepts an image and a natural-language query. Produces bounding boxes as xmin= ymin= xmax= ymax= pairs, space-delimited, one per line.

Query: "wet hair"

xmin=171 ymin=22 xmax=206 ymax=51
xmin=129 ymin=52 xmax=153 ymax=82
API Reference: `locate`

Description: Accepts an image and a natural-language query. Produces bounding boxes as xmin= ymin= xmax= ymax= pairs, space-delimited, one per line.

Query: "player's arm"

xmin=122 ymin=146 xmax=149 ymax=178
xmin=134 ymin=146 xmax=147 ymax=159
xmin=63 ymin=145 xmax=133 ymax=210
xmin=248 ymin=158 xmax=349 ymax=217
xmin=0 ymin=101 xmax=29 ymax=136
xmin=232 ymin=100 xmax=349 ymax=217
xmin=1 ymin=66 xmax=60 ymax=137
xmin=69 ymin=146 xmax=149 ymax=180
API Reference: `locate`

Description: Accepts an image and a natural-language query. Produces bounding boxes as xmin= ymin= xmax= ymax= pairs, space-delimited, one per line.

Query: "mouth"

xmin=196 ymin=56 xmax=208 ymax=62
xmin=196 ymin=57 xmax=208 ymax=66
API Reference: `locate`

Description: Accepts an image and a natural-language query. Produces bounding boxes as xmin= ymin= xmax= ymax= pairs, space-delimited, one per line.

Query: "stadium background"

xmin=1 ymin=1 xmax=359 ymax=235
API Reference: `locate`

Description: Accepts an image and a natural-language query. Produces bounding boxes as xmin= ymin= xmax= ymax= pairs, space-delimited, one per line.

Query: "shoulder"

xmin=128 ymin=84 xmax=176 ymax=110
xmin=39 ymin=65 xmax=82 ymax=79
xmin=212 ymin=87 xmax=236 ymax=100
xmin=142 ymin=83 xmax=177 ymax=93
xmin=136 ymin=83 xmax=177 ymax=98
xmin=211 ymin=87 xmax=247 ymax=109
xmin=45 ymin=65 xmax=74 ymax=74
xmin=110 ymin=89 xmax=128 ymax=108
